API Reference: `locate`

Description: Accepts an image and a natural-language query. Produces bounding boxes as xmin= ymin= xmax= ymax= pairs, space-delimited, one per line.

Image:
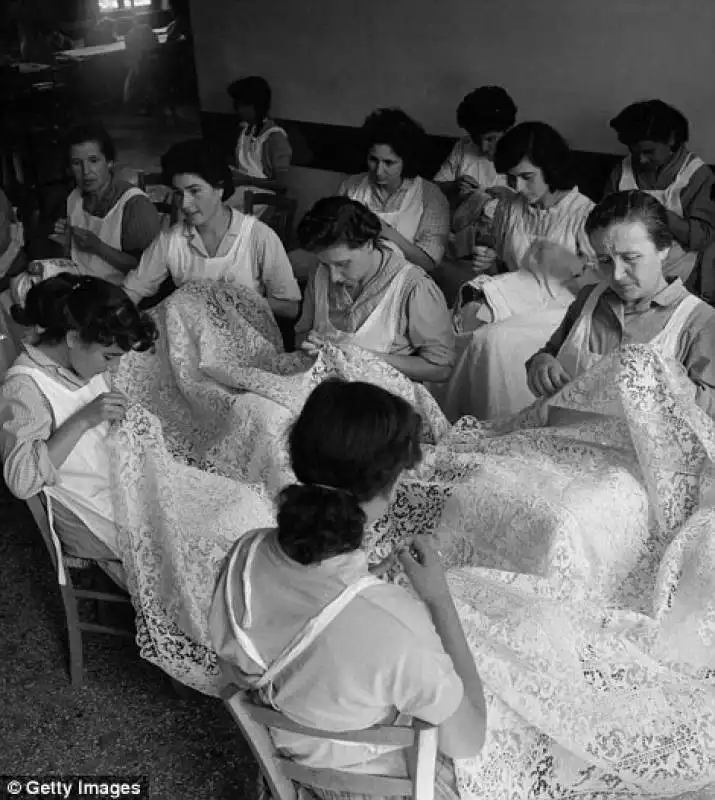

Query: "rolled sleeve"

xmin=252 ymin=223 xmax=301 ymax=303
xmin=414 ymin=181 xmax=449 ymax=265
xmin=123 ymin=232 xmax=171 ymax=303
xmin=0 ymin=375 xmax=57 ymax=499
xmin=121 ymin=195 xmax=162 ymax=257
xmin=405 ymin=278 xmax=456 ymax=367
xmin=684 ymin=315 xmax=715 ymax=418
xmin=676 ymin=165 xmax=715 ymax=252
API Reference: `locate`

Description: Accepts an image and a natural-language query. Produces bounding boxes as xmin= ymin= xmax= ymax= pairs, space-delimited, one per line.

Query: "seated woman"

xmin=605 ymin=100 xmax=715 ymax=286
xmin=432 ymin=86 xmax=518 ymax=304
xmin=209 ymin=378 xmax=485 ymax=796
xmin=50 ymin=123 xmax=161 ymax=284
xmin=225 ymin=75 xmax=292 ymax=216
xmin=440 ymin=122 xmax=596 ymax=421
xmin=0 ymin=273 xmax=157 ymax=587
xmin=294 ymin=197 xmax=455 ymax=383
xmin=122 ymin=139 xmax=301 ymax=321
xmin=526 ymin=189 xmax=715 ymax=417
xmin=0 ymin=187 xmax=26 ymax=288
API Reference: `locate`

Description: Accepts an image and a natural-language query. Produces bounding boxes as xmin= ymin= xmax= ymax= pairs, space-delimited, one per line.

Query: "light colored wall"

xmin=190 ymin=0 xmax=715 ymax=213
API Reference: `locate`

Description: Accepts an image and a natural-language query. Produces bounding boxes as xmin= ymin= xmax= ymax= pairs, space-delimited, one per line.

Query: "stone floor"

xmin=0 ymin=481 xmax=258 ymax=798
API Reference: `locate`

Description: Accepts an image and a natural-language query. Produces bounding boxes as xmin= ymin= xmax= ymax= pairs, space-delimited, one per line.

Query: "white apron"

xmin=5 ymin=364 xmax=117 ymax=555
xmin=224 ymin=530 xmax=380 ymax=708
xmin=166 ymin=214 xmax=258 ymax=289
xmin=67 ymin=185 xmax=146 ymax=285
xmin=229 ymin=123 xmax=287 ymax=216
xmin=313 ymin=265 xmax=411 ymax=354
xmin=619 ymin=153 xmax=705 ymax=282
xmin=346 ymin=176 xmax=424 ymax=243
xmin=557 ymin=283 xmax=704 ymax=379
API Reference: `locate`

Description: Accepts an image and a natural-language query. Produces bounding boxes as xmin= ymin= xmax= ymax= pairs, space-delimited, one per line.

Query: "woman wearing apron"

xmin=293 ymin=197 xmax=455 ymax=384
xmin=225 ymin=76 xmax=293 ymax=218
xmin=209 ymin=378 xmax=486 ymax=798
xmin=527 ymin=190 xmax=715 ymax=418
xmin=605 ymin=100 xmax=715 ymax=286
xmin=52 ymin=123 xmax=161 ymax=285
xmin=0 ymin=274 xmax=157 ymax=587
xmin=122 ymin=139 xmax=301 ymax=322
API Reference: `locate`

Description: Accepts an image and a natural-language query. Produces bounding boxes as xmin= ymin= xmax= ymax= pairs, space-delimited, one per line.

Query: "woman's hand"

xmin=484 ymin=185 xmax=514 ymax=201
xmin=527 ymin=353 xmax=571 ymax=398
xmin=53 ymin=218 xmax=68 ymax=236
xmin=457 ymin=175 xmax=481 ymax=198
xmin=70 ymin=226 xmax=104 ymax=255
xmin=74 ymin=391 xmax=128 ymax=429
xmin=380 ymin=220 xmax=398 ymax=242
xmin=301 ymin=330 xmax=351 ymax=356
xmin=398 ymin=534 xmax=450 ymax=606
xmin=368 ymin=550 xmax=399 ymax=577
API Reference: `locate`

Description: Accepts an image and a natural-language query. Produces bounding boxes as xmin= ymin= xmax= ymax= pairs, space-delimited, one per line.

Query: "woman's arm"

xmin=122 ymin=233 xmax=171 ymax=304
xmin=254 ymin=225 xmax=302 ymax=320
xmin=668 ymin=165 xmax=715 ymax=252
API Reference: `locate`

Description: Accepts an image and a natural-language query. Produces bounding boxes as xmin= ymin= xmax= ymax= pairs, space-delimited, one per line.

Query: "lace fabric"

xmin=111 ymin=282 xmax=715 ymax=797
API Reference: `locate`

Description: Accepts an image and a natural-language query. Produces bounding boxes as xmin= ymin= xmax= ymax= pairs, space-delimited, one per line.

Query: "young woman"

xmin=52 ymin=123 xmax=161 ymax=284
xmin=122 ymin=139 xmax=301 ymax=321
xmin=294 ymin=197 xmax=455 ymax=383
xmin=210 ymin=378 xmax=486 ymax=798
xmin=441 ymin=122 xmax=596 ymax=421
xmin=605 ymin=100 xmax=715 ymax=285
xmin=527 ymin=190 xmax=715 ymax=417
xmin=0 ymin=274 xmax=157 ymax=586
xmin=434 ymin=85 xmax=517 ymax=208
xmin=226 ymin=75 xmax=292 ymax=203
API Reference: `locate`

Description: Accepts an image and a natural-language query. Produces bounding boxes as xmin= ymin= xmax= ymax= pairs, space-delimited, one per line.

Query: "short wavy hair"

xmin=227 ymin=75 xmax=272 ymax=121
xmin=457 ymin=86 xmax=517 ymax=137
xmin=66 ymin=123 xmax=116 ymax=163
xmin=361 ymin=108 xmax=425 ymax=178
xmin=296 ymin=196 xmax=382 ymax=251
xmin=610 ymin=100 xmax=689 ymax=148
xmin=494 ymin=121 xmax=575 ymax=192
xmin=585 ymin=190 xmax=673 ymax=251
xmin=161 ymin=139 xmax=233 ymax=201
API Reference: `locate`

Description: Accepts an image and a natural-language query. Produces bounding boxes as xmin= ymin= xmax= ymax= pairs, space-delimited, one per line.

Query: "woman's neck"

xmin=356 ymin=248 xmax=384 ymax=291
xmin=84 ymin=175 xmax=113 ymax=202
xmin=623 ymin=277 xmax=669 ymax=312
xmin=196 ymin=203 xmax=232 ymax=239
xmin=375 ymin=176 xmax=404 ymax=198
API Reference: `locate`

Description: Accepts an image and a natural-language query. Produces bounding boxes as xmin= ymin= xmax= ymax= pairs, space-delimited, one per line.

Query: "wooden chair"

xmin=25 ymin=495 xmax=133 ymax=688
xmin=222 ymin=684 xmax=438 ymax=800
xmin=136 ymin=170 xmax=180 ymax=228
xmin=244 ymin=190 xmax=297 ymax=249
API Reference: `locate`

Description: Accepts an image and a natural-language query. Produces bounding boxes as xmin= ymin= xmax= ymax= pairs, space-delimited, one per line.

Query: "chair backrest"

xmin=222 ymin=684 xmax=437 ymax=800
xmin=244 ymin=191 xmax=297 ymax=248
xmin=136 ymin=171 xmax=180 ymax=229
xmin=26 ymin=493 xmax=68 ymax=586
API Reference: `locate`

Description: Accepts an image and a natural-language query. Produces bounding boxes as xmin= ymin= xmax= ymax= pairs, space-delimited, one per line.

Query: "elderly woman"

xmin=526 ymin=190 xmax=715 ymax=417
xmin=294 ymin=197 xmax=455 ymax=383
xmin=210 ymin=378 xmax=485 ymax=798
xmin=440 ymin=122 xmax=596 ymax=420
xmin=605 ymin=100 xmax=715 ymax=285
xmin=0 ymin=274 xmax=157 ymax=587
xmin=226 ymin=75 xmax=292 ymax=212
xmin=338 ymin=108 xmax=449 ymax=274
xmin=122 ymin=139 xmax=301 ymax=321
xmin=52 ymin=123 xmax=161 ymax=284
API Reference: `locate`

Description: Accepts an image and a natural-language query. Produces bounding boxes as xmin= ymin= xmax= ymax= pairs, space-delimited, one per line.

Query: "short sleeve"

xmin=434 ymin=141 xmax=464 ymax=183
xmin=405 ymin=277 xmax=456 ymax=367
xmin=120 ymin=195 xmax=162 ymax=256
xmin=253 ymin=222 xmax=301 ymax=303
xmin=123 ymin=231 xmax=172 ymax=303
xmin=262 ymin=131 xmax=293 ymax=178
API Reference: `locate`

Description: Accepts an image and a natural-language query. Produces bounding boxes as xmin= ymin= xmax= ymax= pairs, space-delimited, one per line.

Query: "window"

xmin=99 ymin=0 xmax=151 ymax=11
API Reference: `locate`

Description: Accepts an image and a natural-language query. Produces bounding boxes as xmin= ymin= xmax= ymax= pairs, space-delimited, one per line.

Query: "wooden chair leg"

xmin=60 ymin=584 xmax=84 ymax=687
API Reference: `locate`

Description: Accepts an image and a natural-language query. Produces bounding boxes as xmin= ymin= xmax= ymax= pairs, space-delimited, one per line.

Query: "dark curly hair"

xmin=296 ymin=196 xmax=382 ymax=251
xmin=585 ymin=190 xmax=673 ymax=251
xmin=494 ymin=122 xmax=575 ymax=192
xmin=161 ymin=139 xmax=233 ymax=201
xmin=361 ymin=108 xmax=425 ymax=179
xmin=457 ymin=86 xmax=517 ymax=137
xmin=12 ymin=273 xmax=158 ymax=351
xmin=277 ymin=378 xmax=423 ymax=565
xmin=610 ymin=100 xmax=689 ymax=148
xmin=227 ymin=75 xmax=272 ymax=125
xmin=66 ymin=122 xmax=117 ymax=163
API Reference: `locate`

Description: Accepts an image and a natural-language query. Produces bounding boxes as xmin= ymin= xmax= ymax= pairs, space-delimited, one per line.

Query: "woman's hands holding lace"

xmin=300 ymin=329 xmax=353 ymax=356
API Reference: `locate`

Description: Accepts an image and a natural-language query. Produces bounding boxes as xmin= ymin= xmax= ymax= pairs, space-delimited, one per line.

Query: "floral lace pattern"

xmin=111 ymin=283 xmax=715 ymax=797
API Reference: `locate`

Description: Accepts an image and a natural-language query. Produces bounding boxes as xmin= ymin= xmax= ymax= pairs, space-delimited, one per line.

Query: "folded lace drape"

xmin=111 ymin=282 xmax=715 ymax=798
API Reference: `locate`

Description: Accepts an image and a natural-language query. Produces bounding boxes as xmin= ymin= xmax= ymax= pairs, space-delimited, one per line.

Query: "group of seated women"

xmin=2 ymin=78 xmax=715 ymax=800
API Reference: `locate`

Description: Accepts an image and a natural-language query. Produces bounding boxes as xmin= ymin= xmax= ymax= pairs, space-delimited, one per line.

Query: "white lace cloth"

xmin=110 ymin=283 xmax=715 ymax=798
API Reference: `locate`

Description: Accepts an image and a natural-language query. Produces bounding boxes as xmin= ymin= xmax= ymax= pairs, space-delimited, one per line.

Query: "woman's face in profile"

xmin=591 ymin=219 xmax=668 ymax=303
xmin=67 ymin=336 xmax=125 ymax=380
xmin=173 ymin=172 xmax=223 ymax=227
xmin=506 ymin=158 xmax=549 ymax=205
xmin=70 ymin=140 xmax=112 ymax=194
